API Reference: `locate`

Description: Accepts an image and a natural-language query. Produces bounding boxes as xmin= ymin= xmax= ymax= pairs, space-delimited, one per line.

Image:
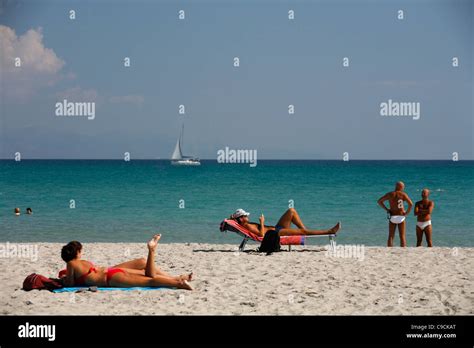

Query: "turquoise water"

xmin=0 ymin=160 xmax=472 ymax=246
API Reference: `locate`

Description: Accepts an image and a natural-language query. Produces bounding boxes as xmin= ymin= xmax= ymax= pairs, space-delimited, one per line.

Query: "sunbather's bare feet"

xmin=178 ymin=272 xmax=193 ymax=282
xmin=147 ymin=234 xmax=161 ymax=251
xmin=328 ymin=222 xmax=341 ymax=234
xmin=178 ymin=279 xmax=193 ymax=290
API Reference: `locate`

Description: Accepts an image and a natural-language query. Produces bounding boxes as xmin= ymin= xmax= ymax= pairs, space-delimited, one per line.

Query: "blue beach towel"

xmin=53 ymin=286 xmax=171 ymax=293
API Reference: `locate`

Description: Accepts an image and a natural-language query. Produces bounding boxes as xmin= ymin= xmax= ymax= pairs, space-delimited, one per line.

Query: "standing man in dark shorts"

xmin=377 ymin=182 xmax=413 ymax=247
xmin=414 ymin=188 xmax=434 ymax=247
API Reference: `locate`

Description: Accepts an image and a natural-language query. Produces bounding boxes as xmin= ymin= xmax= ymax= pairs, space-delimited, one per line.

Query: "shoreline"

xmin=1 ymin=241 xmax=473 ymax=247
xmin=1 ymin=243 xmax=472 ymax=315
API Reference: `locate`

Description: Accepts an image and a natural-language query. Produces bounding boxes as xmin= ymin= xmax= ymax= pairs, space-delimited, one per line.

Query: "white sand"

xmin=1 ymin=242 xmax=472 ymax=315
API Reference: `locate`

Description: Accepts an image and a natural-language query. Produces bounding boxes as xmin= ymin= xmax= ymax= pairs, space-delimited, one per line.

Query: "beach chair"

xmin=219 ymin=219 xmax=337 ymax=252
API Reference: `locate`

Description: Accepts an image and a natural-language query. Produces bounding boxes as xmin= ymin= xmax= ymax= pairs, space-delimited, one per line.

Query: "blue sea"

xmin=0 ymin=160 xmax=472 ymax=246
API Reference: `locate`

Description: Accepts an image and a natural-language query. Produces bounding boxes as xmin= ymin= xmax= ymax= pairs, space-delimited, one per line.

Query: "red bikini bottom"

xmin=106 ymin=268 xmax=125 ymax=286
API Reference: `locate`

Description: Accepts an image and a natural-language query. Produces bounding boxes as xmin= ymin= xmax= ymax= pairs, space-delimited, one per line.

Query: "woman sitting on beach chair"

xmin=230 ymin=208 xmax=341 ymax=237
xmin=60 ymin=234 xmax=193 ymax=290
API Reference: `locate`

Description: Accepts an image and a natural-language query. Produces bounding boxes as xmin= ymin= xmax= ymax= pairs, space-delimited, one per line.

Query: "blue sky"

xmin=0 ymin=0 xmax=472 ymax=159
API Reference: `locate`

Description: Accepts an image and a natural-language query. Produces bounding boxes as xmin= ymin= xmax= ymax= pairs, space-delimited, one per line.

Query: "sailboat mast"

xmin=181 ymin=123 xmax=184 ymax=150
xmin=170 ymin=119 xmax=200 ymax=165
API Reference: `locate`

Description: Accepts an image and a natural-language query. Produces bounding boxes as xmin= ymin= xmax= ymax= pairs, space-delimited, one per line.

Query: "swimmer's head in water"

xmin=395 ymin=181 xmax=405 ymax=191
xmin=61 ymin=241 xmax=82 ymax=262
xmin=14 ymin=207 xmax=20 ymax=215
xmin=26 ymin=207 xmax=32 ymax=214
xmin=422 ymin=188 xmax=430 ymax=199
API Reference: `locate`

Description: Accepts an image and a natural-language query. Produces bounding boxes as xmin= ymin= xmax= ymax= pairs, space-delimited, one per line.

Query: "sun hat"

xmin=232 ymin=209 xmax=250 ymax=219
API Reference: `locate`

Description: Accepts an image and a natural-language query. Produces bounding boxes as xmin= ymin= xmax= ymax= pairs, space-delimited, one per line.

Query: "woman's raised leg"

xmin=145 ymin=234 xmax=161 ymax=277
xmin=275 ymin=208 xmax=306 ymax=229
xmin=144 ymin=234 xmax=193 ymax=281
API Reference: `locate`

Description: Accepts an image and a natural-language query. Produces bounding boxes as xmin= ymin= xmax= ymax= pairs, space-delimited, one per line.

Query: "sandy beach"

xmin=1 ymin=242 xmax=472 ymax=315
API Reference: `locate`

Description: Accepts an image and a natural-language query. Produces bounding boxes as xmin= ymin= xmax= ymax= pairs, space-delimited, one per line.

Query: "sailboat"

xmin=170 ymin=124 xmax=201 ymax=166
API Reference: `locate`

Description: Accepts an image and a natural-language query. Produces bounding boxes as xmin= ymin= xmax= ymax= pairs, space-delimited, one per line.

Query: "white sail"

xmin=170 ymin=123 xmax=200 ymax=165
xmin=171 ymin=137 xmax=182 ymax=160
xmin=171 ymin=125 xmax=183 ymax=160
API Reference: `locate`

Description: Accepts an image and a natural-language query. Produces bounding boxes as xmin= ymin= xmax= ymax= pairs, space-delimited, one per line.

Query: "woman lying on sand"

xmin=231 ymin=208 xmax=341 ymax=237
xmin=60 ymin=234 xmax=193 ymax=290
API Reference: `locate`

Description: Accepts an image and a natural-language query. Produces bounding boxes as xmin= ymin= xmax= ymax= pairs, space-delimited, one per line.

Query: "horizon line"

xmin=0 ymin=158 xmax=472 ymax=161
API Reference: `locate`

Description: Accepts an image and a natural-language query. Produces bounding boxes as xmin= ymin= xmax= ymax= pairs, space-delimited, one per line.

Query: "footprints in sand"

xmin=382 ymin=305 xmax=395 ymax=312
xmin=305 ymin=291 xmax=324 ymax=299
xmin=240 ymin=301 xmax=256 ymax=307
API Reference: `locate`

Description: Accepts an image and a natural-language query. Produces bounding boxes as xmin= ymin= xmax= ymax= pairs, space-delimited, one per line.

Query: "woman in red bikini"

xmin=60 ymin=234 xmax=193 ymax=290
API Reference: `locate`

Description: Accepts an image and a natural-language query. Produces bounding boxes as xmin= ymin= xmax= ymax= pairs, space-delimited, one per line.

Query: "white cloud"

xmin=109 ymin=95 xmax=145 ymax=106
xmin=0 ymin=25 xmax=65 ymax=101
xmin=1 ymin=25 xmax=143 ymax=108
